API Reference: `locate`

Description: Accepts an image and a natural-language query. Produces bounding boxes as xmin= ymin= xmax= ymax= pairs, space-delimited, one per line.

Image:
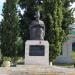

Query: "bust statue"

xmin=29 ymin=11 xmax=45 ymax=40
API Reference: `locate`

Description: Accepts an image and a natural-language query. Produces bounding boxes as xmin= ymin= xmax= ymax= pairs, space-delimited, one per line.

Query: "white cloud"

xmin=17 ymin=6 xmax=25 ymax=15
xmin=0 ymin=15 xmax=3 ymax=21
xmin=70 ymin=2 xmax=75 ymax=18
xmin=72 ymin=3 xmax=75 ymax=18
xmin=71 ymin=2 xmax=75 ymax=8
xmin=0 ymin=0 xmax=6 ymax=3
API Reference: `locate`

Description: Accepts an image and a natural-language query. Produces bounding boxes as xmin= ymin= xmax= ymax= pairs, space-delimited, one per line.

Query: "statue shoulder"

xmin=30 ymin=20 xmax=45 ymax=27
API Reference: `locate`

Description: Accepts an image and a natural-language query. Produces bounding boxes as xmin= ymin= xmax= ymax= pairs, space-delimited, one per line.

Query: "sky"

xmin=71 ymin=2 xmax=75 ymax=18
xmin=0 ymin=0 xmax=75 ymax=22
xmin=0 ymin=0 xmax=6 ymax=22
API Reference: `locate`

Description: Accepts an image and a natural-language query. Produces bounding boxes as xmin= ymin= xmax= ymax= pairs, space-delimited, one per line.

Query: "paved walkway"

xmin=0 ymin=65 xmax=75 ymax=75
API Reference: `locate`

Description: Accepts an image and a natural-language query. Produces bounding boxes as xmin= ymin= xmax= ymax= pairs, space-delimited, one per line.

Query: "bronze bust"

xmin=29 ymin=11 xmax=45 ymax=40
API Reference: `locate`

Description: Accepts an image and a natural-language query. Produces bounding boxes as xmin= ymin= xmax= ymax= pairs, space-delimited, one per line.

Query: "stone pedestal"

xmin=25 ymin=40 xmax=49 ymax=65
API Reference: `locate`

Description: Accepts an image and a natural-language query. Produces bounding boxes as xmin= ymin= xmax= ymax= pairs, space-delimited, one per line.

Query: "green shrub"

xmin=2 ymin=57 xmax=11 ymax=61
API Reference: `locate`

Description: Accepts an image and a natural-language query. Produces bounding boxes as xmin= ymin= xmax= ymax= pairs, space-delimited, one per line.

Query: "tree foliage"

xmin=62 ymin=0 xmax=75 ymax=36
xmin=1 ymin=0 xmax=19 ymax=57
xmin=42 ymin=0 xmax=63 ymax=61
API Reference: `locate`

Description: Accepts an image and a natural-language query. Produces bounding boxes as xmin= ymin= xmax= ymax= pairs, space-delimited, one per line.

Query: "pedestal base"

xmin=25 ymin=40 xmax=49 ymax=65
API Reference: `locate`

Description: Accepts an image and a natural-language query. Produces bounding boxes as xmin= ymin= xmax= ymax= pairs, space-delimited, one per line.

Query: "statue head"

xmin=34 ymin=11 xmax=40 ymax=21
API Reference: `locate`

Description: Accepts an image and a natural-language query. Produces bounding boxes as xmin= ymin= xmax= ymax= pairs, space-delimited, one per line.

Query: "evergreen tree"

xmin=62 ymin=0 xmax=75 ymax=38
xmin=43 ymin=0 xmax=63 ymax=61
xmin=1 ymin=0 xmax=19 ymax=57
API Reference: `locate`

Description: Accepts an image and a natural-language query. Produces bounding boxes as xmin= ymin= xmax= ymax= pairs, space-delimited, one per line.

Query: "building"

xmin=55 ymin=24 xmax=75 ymax=64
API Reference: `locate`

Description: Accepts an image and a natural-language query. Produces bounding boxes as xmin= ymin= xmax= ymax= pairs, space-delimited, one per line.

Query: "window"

xmin=72 ymin=42 xmax=75 ymax=52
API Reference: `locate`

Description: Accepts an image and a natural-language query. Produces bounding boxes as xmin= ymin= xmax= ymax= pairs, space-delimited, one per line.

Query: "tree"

xmin=15 ymin=37 xmax=23 ymax=57
xmin=1 ymin=0 xmax=19 ymax=57
xmin=62 ymin=0 xmax=75 ymax=38
xmin=43 ymin=0 xmax=64 ymax=61
xmin=18 ymin=0 xmax=75 ymax=60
